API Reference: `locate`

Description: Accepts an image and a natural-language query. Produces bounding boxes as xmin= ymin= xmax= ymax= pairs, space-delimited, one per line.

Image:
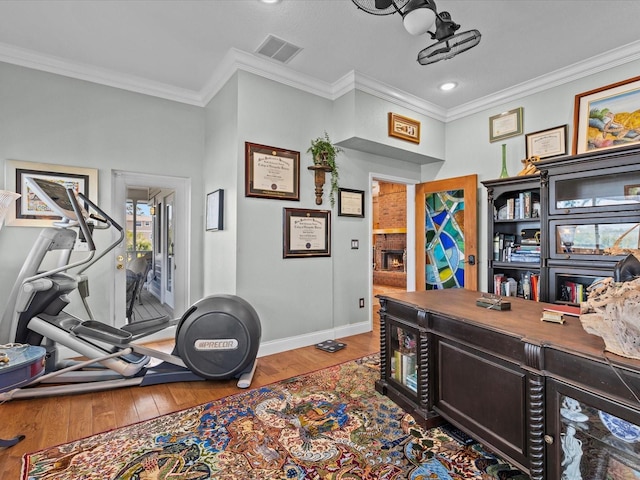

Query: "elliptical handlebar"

xmin=75 ymin=192 xmax=124 ymax=275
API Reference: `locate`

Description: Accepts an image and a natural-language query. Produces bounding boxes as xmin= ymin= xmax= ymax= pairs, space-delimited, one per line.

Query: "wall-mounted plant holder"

xmin=308 ymin=164 xmax=332 ymax=205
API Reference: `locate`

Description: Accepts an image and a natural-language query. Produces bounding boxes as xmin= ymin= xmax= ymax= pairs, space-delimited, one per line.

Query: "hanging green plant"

xmin=307 ymin=131 xmax=342 ymax=207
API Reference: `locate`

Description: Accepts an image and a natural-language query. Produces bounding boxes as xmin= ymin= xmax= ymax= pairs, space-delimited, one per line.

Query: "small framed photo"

xmin=525 ymin=125 xmax=568 ymax=159
xmin=489 ymin=107 xmax=523 ymax=142
xmin=573 ymin=75 xmax=640 ymax=154
xmin=388 ymin=112 xmax=420 ymax=144
xmin=206 ymin=189 xmax=224 ymax=231
xmin=283 ymin=208 xmax=331 ymax=258
xmin=338 ymin=188 xmax=365 ymax=218
xmin=245 ymin=142 xmax=300 ymax=201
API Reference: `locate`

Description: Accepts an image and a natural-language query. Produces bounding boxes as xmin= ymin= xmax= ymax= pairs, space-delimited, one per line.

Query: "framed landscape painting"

xmin=573 ymin=75 xmax=640 ymax=154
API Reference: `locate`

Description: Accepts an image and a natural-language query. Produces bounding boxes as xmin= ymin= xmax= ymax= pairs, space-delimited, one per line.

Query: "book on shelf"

xmin=530 ymin=273 xmax=540 ymax=302
xmin=561 ymin=281 xmax=587 ymax=304
xmin=393 ymin=350 xmax=416 ymax=383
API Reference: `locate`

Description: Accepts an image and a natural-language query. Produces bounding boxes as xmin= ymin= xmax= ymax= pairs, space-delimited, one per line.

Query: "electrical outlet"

xmin=351 ymin=239 xmax=359 ymax=249
xmin=359 ymin=298 xmax=365 ymax=308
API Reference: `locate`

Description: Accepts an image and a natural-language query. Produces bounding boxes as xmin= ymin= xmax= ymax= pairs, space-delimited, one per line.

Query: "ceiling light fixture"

xmin=351 ymin=0 xmax=481 ymax=65
xmin=259 ymin=0 xmax=281 ymax=4
xmin=439 ymin=82 xmax=457 ymax=91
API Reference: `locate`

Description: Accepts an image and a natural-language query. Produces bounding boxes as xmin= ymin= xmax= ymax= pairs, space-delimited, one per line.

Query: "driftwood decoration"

xmin=580 ymin=277 xmax=640 ymax=359
xmin=604 ymin=223 xmax=640 ymax=261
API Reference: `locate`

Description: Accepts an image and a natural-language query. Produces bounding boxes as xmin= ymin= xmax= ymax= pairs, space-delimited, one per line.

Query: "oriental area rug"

xmin=22 ymin=355 xmax=528 ymax=480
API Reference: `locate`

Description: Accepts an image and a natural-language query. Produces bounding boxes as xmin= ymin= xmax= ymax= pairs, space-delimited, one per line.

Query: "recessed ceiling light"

xmin=439 ymin=82 xmax=457 ymax=91
xmin=259 ymin=0 xmax=281 ymax=3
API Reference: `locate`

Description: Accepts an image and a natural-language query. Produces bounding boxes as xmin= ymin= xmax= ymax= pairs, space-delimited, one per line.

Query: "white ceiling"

xmin=1 ymin=0 xmax=640 ymax=120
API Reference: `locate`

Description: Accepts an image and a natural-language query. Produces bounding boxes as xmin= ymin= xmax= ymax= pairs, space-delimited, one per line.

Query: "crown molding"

xmin=0 ymin=42 xmax=203 ymax=106
xmin=445 ymin=40 xmax=640 ymax=121
xmin=3 ymin=39 xmax=640 ymax=123
xmin=200 ymin=48 xmax=333 ymax=106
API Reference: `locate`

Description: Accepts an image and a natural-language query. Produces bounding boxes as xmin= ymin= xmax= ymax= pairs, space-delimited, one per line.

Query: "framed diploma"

xmin=283 ymin=208 xmax=331 ymax=258
xmin=338 ymin=188 xmax=365 ymax=218
xmin=489 ymin=107 xmax=523 ymax=142
xmin=245 ymin=142 xmax=300 ymax=200
xmin=525 ymin=125 xmax=568 ymax=159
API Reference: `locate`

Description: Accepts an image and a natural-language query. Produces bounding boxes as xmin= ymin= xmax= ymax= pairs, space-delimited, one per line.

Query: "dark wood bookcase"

xmin=483 ymin=144 xmax=640 ymax=305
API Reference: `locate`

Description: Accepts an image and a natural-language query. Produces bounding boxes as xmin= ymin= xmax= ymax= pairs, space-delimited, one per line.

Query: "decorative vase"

xmin=499 ymin=144 xmax=509 ymax=178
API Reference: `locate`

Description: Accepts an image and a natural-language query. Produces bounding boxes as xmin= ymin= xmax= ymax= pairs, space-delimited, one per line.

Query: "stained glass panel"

xmin=424 ymin=189 xmax=465 ymax=290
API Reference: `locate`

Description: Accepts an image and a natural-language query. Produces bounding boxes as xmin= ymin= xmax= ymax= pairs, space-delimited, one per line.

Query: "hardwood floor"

xmin=0 ymin=330 xmax=379 ymax=479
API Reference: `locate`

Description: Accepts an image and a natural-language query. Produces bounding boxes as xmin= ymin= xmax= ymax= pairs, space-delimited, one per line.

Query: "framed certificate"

xmin=338 ymin=188 xmax=365 ymax=218
xmin=283 ymin=208 xmax=331 ymax=258
xmin=525 ymin=125 xmax=568 ymax=159
xmin=245 ymin=142 xmax=300 ymax=200
xmin=489 ymin=107 xmax=523 ymax=142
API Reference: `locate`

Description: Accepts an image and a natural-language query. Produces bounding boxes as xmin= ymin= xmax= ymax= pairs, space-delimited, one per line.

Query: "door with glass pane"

xmin=164 ymin=192 xmax=175 ymax=309
xmin=415 ymin=175 xmax=478 ymax=291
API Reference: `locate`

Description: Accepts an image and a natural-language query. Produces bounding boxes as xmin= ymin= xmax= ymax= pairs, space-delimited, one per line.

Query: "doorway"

xmin=370 ymin=174 xmax=417 ymax=330
xmin=112 ymin=171 xmax=191 ymax=328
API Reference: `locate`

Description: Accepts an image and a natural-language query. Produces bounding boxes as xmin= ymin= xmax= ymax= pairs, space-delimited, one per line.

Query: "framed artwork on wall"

xmin=4 ymin=160 xmax=98 ymax=227
xmin=489 ymin=107 xmax=523 ymax=142
xmin=283 ymin=208 xmax=331 ymax=258
xmin=573 ymin=75 xmax=640 ymax=154
xmin=206 ymin=189 xmax=224 ymax=231
xmin=245 ymin=142 xmax=300 ymax=201
xmin=337 ymin=188 xmax=365 ymax=218
xmin=388 ymin=113 xmax=420 ymax=144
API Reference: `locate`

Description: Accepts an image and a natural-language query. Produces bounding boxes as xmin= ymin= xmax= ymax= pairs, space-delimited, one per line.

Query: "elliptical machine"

xmin=0 ymin=178 xmax=261 ymax=400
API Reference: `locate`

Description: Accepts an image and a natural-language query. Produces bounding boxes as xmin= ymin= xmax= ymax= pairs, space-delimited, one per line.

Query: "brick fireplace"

xmin=373 ymin=182 xmax=406 ymax=287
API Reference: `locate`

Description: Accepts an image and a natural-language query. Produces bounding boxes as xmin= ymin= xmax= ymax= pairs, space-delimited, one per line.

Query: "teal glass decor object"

xmin=499 ymin=144 xmax=509 ymax=178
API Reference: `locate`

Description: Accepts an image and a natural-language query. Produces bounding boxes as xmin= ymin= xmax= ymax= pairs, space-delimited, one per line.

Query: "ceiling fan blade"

xmin=375 ymin=0 xmax=394 ymax=9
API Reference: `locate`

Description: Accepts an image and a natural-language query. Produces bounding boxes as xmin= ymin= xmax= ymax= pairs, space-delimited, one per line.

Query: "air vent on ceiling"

xmin=256 ymin=35 xmax=302 ymax=64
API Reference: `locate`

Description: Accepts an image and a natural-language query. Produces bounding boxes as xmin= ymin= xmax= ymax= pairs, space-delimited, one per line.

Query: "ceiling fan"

xmin=351 ymin=0 xmax=481 ymax=65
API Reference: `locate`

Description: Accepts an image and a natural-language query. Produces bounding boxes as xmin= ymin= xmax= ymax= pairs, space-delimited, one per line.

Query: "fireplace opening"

xmin=382 ymin=249 xmax=405 ymax=272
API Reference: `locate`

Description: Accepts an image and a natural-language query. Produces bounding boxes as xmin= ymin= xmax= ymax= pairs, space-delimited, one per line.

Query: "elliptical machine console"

xmin=0 ymin=178 xmax=261 ymax=400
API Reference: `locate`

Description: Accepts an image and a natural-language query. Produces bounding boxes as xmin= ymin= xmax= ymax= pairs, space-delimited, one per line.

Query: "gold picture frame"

xmin=489 ymin=107 xmax=524 ymax=142
xmin=388 ymin=113 xmax=420 ymax=144
xmin=4 ymin=160 xmax=98 ymax=227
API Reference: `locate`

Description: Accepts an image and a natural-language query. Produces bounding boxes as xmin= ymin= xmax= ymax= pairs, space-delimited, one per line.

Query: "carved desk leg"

xmin=375 ymin=298 xmax=388 ymax=394
xmin=525 ymin=342 xmax=545 ymax=480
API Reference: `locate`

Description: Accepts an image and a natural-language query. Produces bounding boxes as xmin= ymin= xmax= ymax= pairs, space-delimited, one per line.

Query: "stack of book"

xmin=509 ymin=244 xmax=541 ymax=263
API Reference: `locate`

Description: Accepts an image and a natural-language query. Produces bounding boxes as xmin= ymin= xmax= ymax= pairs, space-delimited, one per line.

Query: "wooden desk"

xmin=376 ymin=289 xmax=640 ymax=480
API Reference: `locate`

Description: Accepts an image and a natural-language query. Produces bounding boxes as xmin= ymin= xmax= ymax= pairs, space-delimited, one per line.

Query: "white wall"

xmin=202 ymin=71 xmax=422 ymax=350
xmin=203 ymin=73 xmax=239 ymax=295
xmin=0 ymin=62 xmax=205 ymax=322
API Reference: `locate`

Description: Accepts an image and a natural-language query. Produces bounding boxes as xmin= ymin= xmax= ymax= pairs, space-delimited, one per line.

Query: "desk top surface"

xmin=378 ymin=289 xmax=640 ymax=371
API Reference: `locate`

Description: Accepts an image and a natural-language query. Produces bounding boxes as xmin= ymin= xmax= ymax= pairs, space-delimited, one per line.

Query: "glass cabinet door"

xmin=548 ymin=379 xmax=640 ymax=479
xmin=557 ymin=394 xmax=640 ymax=479
xmin=549 ymin=165 xmax=640 ymax=216
xmin=390 ymin=324 xmax=417 ymax=393
xmin=549 ymin=218 xmax=640 ymax=261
